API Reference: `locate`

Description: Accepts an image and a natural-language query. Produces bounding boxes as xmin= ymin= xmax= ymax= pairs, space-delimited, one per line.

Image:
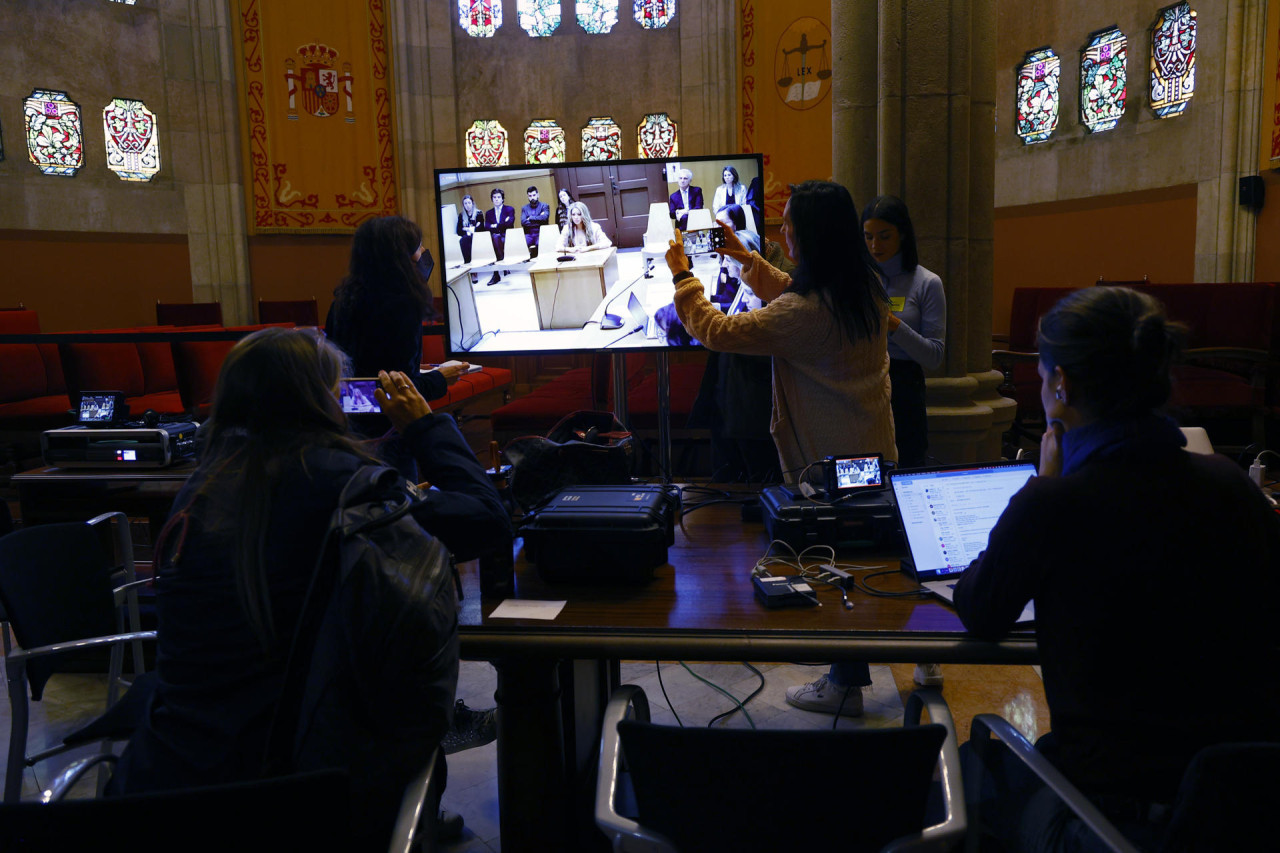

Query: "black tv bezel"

xmin=432 ymin=151 xmax=766 ymax=359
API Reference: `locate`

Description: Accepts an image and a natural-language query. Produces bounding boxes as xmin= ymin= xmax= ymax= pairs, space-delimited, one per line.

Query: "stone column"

xmin=389 ymin=0 xmax=462 ymax=289
xmin=163 ymin=0 xmax=252 ymax=323
xmin=680 ymin=0 xmax=738 ymax=155
xmin=1194 ymin=0 xmax=1265 ymax=283
xmin=832 ymin=0 xmax=1010 ymax=463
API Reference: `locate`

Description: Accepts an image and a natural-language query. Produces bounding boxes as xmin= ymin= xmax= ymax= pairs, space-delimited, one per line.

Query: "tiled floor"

xmin=2 ymin=656 xmax=1049 ymax=851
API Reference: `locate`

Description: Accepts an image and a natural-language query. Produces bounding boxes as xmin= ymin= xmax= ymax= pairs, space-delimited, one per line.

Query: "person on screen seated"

xmin=109 ymin=327 xmax=510 ymax=848
xmin=655 ymin=302 xmax=697 ymax=347
xmin=711 ymin=204 xmax=760 ymax=307
xmin=556 ymin=202 xmax=612 ymax=254
xmin=668 ymin=180 xmax=893 ymax=712
xmin=483 ymin=188 xmax=516 ymax=284
xmin=711 ymin=165 xmax=747 ymax=216
xmin=956 ymin=286 xmax=1280 ymax=851
xmin=520 ymin=185 xmax=550 ymax=259
xmin=555 ymin=188 xmax=576 ymax=231
xmin=455 ymin=193 xmax=484 ymax=264
xmin=668 ymin=168 xmax=703 ymax=231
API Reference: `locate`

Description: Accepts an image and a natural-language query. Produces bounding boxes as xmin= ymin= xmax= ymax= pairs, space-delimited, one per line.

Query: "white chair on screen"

xmin=641 ymin=202 xmax=675 ymax=279
xmin=467 ymin=230 xmax=499 ymax=282
xmin=685 ymin=208 xmax=714 ymax=232
xmin=440 ymin=204 xmax=470 ymax=273
xmin=538 ymin=224 xmax=562 ymax=258
xmin=741 ymin=205 xmax=759 ymax=236
xmin=498 ymin=227 xmax=531 ymax=270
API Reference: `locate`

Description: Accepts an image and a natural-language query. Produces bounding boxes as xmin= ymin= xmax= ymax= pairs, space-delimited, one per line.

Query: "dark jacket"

xmin=325 ymin=291 xmax=447 ymax=405
xmin=111 ymin=414 xmax=508 ymax=840
xmin=955 ymin=416 xmax=1280 ymax=801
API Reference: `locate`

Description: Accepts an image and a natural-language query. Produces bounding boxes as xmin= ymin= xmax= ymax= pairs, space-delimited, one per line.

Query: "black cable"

xmin=831 ymin=682 xmax=858 ymax=730
xmin=655 ymin=660 xmax=683 ymax=727
xmin=857 ymin=568 xmax=932 ymax=598
xmin=707 ymin=663 xmax=766 ymax=727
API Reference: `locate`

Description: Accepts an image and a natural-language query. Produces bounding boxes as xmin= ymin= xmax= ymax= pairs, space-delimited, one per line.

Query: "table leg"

xmin=493 ymin=657 xmax=569 ymax=851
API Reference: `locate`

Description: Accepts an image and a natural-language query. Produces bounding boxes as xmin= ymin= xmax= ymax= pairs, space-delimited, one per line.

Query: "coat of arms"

xmin=285 ymin=43 xmax=354 ymax=122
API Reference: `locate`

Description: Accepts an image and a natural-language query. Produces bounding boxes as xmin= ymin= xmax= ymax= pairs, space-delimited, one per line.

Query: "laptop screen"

xmin=890 ymin=462 xmax=1037 ymax=581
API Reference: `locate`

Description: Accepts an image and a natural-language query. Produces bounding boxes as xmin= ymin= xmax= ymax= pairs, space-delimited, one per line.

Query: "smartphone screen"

xmin=339 ymin=378 xmax=382 ymax=414
xmin=682 ymin=225 xmax=726 ymax=255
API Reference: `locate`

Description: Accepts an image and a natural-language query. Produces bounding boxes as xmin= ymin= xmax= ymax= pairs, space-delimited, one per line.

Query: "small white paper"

xmin=488 ymin=599 xmax=567 ymax=620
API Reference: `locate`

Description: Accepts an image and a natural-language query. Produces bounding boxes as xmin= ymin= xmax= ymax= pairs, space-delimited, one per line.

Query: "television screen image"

xmin=434 ymin=153 xmax=765 ymax=357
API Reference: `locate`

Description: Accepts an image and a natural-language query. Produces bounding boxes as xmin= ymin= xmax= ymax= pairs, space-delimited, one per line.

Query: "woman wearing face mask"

xmin=861 ymin=196 xmax=945 ymax=470
xmin=325 ymin=215 xmax=469 ymax=479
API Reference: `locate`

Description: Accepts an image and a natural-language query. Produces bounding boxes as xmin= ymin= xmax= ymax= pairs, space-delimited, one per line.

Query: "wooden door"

xmin=566 ymin=163 xmax=667 ymax=249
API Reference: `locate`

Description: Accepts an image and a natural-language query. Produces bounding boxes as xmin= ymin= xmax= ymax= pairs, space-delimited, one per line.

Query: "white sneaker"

xmin=913 ymin=663 xmax=944 ymax=687
xmin=784 ymin=675 xmax=864 ymax=716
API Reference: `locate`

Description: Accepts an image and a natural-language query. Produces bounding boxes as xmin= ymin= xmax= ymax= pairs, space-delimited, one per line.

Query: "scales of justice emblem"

xmin=775 ymin=18 xmax=833 ymax=110
xmin=285 ymin=43 xmax=355 ymax=122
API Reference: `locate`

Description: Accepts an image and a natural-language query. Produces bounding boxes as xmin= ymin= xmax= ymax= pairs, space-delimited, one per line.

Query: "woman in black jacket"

xmin=110 ymin=327 xmax=509 ymax=848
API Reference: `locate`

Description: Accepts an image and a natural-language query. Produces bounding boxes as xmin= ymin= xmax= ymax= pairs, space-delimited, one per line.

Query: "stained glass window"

xmin=518 ymin=0 xmax=560 ymax=36
xmin=577 ymin=0 xmax=619 ymax=34
xmin=1014 ymin=48 xmax=1060 ymax=145
xmin=524 ymin=120 xmax=566 ymax=163
xmin=581 ymin=117 xmax=622 ymax=161
xmin=459 ymin=0 xmax=501 ymax=38
xmin=636 ymin=113 xmax=678 ymax=158
xmin=634 ymin=0 xmax=675 ymax=28
xmin=465 ymin=120 xmax=509 ymax=167
xmin=1150 ymin=2 xmax=1196 ymax=118
xmin=1080 ymin=28 xmax=1127 ymax=133
xmin=102 ymin=99 xmax=160 ymax=182
xmin=23 ymin=89 xmax=83 ymax=177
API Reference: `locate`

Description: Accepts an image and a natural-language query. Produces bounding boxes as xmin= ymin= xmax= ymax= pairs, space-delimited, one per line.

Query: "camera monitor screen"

xmin=434 ymin=153 xmax=765 ymax=357
xmin=79 ymin=392 xmax=126 ymax=424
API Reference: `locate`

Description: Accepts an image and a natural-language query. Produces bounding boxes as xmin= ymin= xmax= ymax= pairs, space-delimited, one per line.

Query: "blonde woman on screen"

xmin=556 ymin=202 xmax=612 ymax=254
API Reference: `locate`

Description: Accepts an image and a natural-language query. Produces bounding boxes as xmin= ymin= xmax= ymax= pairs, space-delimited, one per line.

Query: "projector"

xmin=42 ymin=422 xmax=199 ymax=469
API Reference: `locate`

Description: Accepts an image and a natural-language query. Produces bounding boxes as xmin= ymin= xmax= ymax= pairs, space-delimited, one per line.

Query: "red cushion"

xmin=171 ymin=339 xmax=237 ymax=416
xmin=126 ymin=390 xmax=186 ymax=417
xmin=0 ymin=394 xmax=74 ymax=430
xmin=38 ymin=343 xmax=66 ymax=394
xmin=138 ymin=340 xmax=178 ymax=395
xmin=628 ymin=363 xmax=706 ymax=428
xmin=0 ymin=310 xmax=40 ymax=334
xmin=0 ymin=345 xmax=50 ymax=403
xmin=59 ymin=342 xmax=146 ymax=398
xmin=489 ymin=368 xmax=595 ymax=432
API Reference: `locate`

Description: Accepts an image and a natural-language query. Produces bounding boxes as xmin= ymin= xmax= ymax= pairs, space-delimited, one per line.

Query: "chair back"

xmin=643 ymin=202 xmax=673 ymax=245
xmin=156 ymin=301 xmax=223 ymax=327
xmin=258 ymin=298 xmax=319 ymax=327
xmin=0 ymin=769 xmax=351 ymax=850
xmin=538 ymin=224 xmax=561 ymax=256
xmin=0 ymin=522 xmax=117 ymax=700
xmin=501 ymin=227 xmax=531 ymax=263
xmin=685 ymin=208 xmax=714 ymax=232
xmin=468 ymin=230 xmax=498 ymax=266
xmin=617 ymin=719 xmax=946 ymax=852
xmin=741 ymin=205 xmax=759 ymax=235
xmin=1160 ymin=742 xmax=1280 ymax=852
xmin=441 ymin=203 xmax=467 ymax=268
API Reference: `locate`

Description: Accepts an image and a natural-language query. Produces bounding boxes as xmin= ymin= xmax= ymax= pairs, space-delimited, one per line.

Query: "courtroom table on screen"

xmin=527 ymin=247 xmax=619 ymax=329
xmin=456 ymin=495 xmax=1036 ymax=852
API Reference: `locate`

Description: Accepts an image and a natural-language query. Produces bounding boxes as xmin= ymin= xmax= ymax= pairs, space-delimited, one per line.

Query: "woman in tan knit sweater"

xmin=665 ymin=180 xmax=897 ymax=482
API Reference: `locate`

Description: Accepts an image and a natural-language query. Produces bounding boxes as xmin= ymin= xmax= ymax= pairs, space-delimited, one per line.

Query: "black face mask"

xmin=416 ymin=251 xmax=434 ymax=282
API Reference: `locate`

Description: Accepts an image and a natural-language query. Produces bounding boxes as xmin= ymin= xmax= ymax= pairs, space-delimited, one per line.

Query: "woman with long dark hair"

xmin=861 ymin=195 xmax=945 ymax=469
xmin=957 ymin=286 xmax=1280 ymax=849
xmin=711 ymin=164 xmax=747 ymax=214
xmin=110 ymin=327 xmax=509 ymax=846
xmin=555 ymin=187 xmax=575 ymax=231
xmin=326 ymin=215 xmax=468 ymax=477
xmin=668 ymin=180 xmax=895 ymax=716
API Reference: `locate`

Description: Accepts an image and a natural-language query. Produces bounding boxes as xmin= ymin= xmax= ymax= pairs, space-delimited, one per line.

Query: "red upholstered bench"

xmin=170 ymin=324 xmax=295 ymax=419
xmin=419 ymin=323 xmax=512 ymax=415
xmin=0 ymin=310 xmax=74 ymax=453
xmin=58 ymin=327 xmax=189 ymax=419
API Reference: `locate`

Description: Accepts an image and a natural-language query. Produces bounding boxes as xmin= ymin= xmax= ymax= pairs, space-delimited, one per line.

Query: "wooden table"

xmin=528 ymin=248 xmax=619 ymax=329
xmin=456 ymin=496 xmax=1036 ymax=851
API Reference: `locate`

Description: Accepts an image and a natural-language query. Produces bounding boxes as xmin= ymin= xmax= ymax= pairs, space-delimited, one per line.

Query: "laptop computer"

xmin=890 ymin=461 xmax=1038 ymax=622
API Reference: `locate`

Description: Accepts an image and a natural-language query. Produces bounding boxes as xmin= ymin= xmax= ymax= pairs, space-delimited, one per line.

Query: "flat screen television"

xmin=434 ymin=153 xmax=766 ymax=357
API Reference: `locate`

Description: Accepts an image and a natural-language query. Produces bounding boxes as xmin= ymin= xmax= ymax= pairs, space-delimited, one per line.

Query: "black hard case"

xmin=522 ymin=485 xmax=678 ymax=583
xmin=760 ymin=485 xmax=899 ymax=551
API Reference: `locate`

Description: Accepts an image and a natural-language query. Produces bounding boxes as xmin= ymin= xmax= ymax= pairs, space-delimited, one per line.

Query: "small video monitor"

xmin=824 ymin=453 xmax=885 ymax=496
xmin=682 ymin=225 xmax=726 ymax=255
xmin=339 ymin=378 xmax=382 ymax=414
xmin=78 ymin=392 xmax=126 ymax=425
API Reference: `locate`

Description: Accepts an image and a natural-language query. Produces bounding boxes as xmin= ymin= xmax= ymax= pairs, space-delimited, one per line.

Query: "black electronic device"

xmin=760 ymin=484 xmax=899 ymax=551
xmin=42 ymin=421 xmax=200 ymax=468
xmin=435 ymin=152 xmax=764 ymax=357
xmin=682 ymin=225 xmax=726 ymax=255
xmin=752 ymin=574 xmax=820 ymax=609
xmin=339 ymin=378 xmax=382 ymax=414
xmin=823 ymin=453 xmax=885 ymax=497
xmin=77 ymin=391 xmax=127 ymax=425
xmin=522 ymin=485 xmax=678 ymax=583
